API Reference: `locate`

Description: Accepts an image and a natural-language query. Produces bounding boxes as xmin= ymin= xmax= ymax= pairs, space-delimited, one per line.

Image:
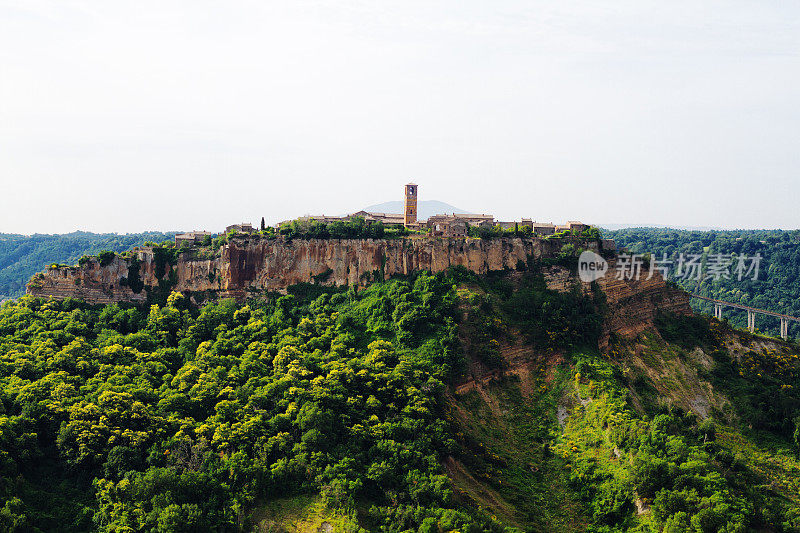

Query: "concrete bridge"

xmin=691 ymin=294 xmax=798 ymax=340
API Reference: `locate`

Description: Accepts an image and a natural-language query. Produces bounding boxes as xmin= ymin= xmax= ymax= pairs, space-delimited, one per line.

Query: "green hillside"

xmin=0 ymin=232 xmax=177 ymax=300
xmin=604 ymin=228 xmax=800 ymax=340
xmin=1 ymin=265 xmax=800 ymax=531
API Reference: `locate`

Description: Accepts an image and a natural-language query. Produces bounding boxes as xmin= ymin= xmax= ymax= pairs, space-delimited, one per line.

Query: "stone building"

xmin=555 ymin=221 xmax=589 ymax=234
xmin=445 ymin=220 xmax=468 ymax=237
xmin=426 ymin=214 xmax=452 ymax=234
xmin=226 ymin=223 xmax=255 ymax=234
xmin=175 ymin=231 xmax=215 ymax=247
xmin=308 ymin=215 xmax=348 ymax=224
xmin=349 ymin=211 xmax=405 ymax=226
xmin=427 ymin=212 xmax=496 ymax=236
xmin=427 ymin=215 xmax=468 ymax=237
xmin=453 ymin=213 xmax=494 ymax=227
xmin=532 ymin=222 xmax=556 ymax=235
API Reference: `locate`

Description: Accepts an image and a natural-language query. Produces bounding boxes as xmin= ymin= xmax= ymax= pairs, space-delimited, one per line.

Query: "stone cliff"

xmin=27 ymin=236 xmax=570 ymax=304
xmin=26 ymin=235 xmax=691 ymax=346
xmin=540 ymin=257 xmax=691 ymax=348
xmin=597 ymin=257 xmax=691 ymax=341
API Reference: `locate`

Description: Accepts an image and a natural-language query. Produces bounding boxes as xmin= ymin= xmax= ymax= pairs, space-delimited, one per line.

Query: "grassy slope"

xmin=248 ymin=496 xmax=360 ymax=532
xmin=444 ymin=281 xmax=590 ymax=530
xmin=439 ymin=279 xmax=800 ymax=531
xmin=447 ymin=367 xmax=588 ymax=531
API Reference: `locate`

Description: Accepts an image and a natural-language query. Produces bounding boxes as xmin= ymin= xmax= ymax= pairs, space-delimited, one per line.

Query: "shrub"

xmin=97 ymin=250 xmax=116 ymax=266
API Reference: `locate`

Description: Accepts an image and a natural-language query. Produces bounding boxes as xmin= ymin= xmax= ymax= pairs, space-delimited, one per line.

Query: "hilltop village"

xmin=27 ymin=183 xmax=612 ymax=304
xmin=174 ymin=183 xmax=591 ymax=246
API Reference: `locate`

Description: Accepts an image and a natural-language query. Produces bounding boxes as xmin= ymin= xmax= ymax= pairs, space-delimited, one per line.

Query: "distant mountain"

xmin=361 ymin=200 xmax=474 ymax=220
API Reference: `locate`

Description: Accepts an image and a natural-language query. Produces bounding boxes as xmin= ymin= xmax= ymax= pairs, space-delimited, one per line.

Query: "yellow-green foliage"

xmin=0 ymin=273 xmax=501 ymax=532
xmin=251 ymin=495 xmax=360 ymax=532
xmin=3 ymin=268 xmax=800 ymax=532
xmin=553 ymin=352 xmax=800 ymax=532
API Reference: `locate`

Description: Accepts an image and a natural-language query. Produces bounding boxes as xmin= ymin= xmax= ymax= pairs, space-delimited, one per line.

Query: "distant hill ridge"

xmin=0 ymin=231 xmax=175 ymax=299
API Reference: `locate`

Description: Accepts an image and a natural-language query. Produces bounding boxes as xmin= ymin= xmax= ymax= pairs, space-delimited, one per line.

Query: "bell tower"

xmin=404 ymin=183 xmax=418 ymax=226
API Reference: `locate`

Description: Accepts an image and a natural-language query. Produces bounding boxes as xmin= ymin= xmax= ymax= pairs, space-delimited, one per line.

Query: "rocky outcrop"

xmin=540 ymin=257 xmax=692 ymax=348
xmin=218 ymin=236 xmax=554 ymax=294
xmin=28 ymin=236 xmax=571 ymax=304
xmin=597 ymin=257 xmax=691 ymax=341
xmin=26 ymin=260 xmax=144 ymax=305
xmin=26 ymin=235 xmax=691 ymax=347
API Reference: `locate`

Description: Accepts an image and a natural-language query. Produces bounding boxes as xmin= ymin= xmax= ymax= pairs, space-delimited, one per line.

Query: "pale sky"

xmin=1 ymin=1 xmax=798 ymax=234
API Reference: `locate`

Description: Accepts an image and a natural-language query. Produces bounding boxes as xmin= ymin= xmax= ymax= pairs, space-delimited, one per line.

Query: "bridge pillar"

xmin=714 ymin=304 xmax=723 ymax=320
xmin=780 ymin=318 xmax=789 ymax=340
xmin=747 ymin=311 xmax=756 ymax=333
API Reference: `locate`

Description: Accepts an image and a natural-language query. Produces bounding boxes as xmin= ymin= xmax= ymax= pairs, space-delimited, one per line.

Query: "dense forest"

xmin=0 ymin=270 xmax=505 ymax=531
xmin=604 ymin=228 xmax=800 ymax=340
xmin=2 ymin=263 xmax=800 ymax=531
xmin=0 ymin=232 xmax=177 ymax=301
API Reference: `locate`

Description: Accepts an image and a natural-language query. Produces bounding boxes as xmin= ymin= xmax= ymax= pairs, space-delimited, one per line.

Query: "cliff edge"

xmin=26 ymin=235 xmax=691 ymax=345
xmin=27 ymin=236 xmax=568 ymax=303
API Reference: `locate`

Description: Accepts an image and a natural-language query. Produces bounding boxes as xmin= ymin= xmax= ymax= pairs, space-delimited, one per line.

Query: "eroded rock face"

xmin=598 ymin=258 xmax=691 ymax=336
xmin=539 ymin=258 xmax=692 ymax=348
xmin=26 ymin=258 xmax=143 ymax=305
xmin=596 ymin=258 xmax=692 ymax=348
xmin=27 ymin=236 xmax=564 ymax=303
xmin=220 ymin=237 xmax=556 ymax=292
xmin=26 ymin=235 xmax=691 ymax=345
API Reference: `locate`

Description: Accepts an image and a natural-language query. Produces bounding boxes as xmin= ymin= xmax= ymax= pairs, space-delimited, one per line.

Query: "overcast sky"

xmin=1 ymin=1 xmax=798 ymax=234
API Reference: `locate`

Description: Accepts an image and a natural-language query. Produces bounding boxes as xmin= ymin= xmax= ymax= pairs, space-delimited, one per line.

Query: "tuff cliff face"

xmin=540 ymin=258 xmax=691 ymax=348
xmin=26 ymin=257 xmax=144 ymax=305
xmin=218 ymin=236 xmax=556 ymax=294
xmin=596 ymin=257 xmax=691 ymax=340
xmin=27 ymin=236 xmax=569 ymax=304
xmin=26 ymin=235 xmax=691 ymax=344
